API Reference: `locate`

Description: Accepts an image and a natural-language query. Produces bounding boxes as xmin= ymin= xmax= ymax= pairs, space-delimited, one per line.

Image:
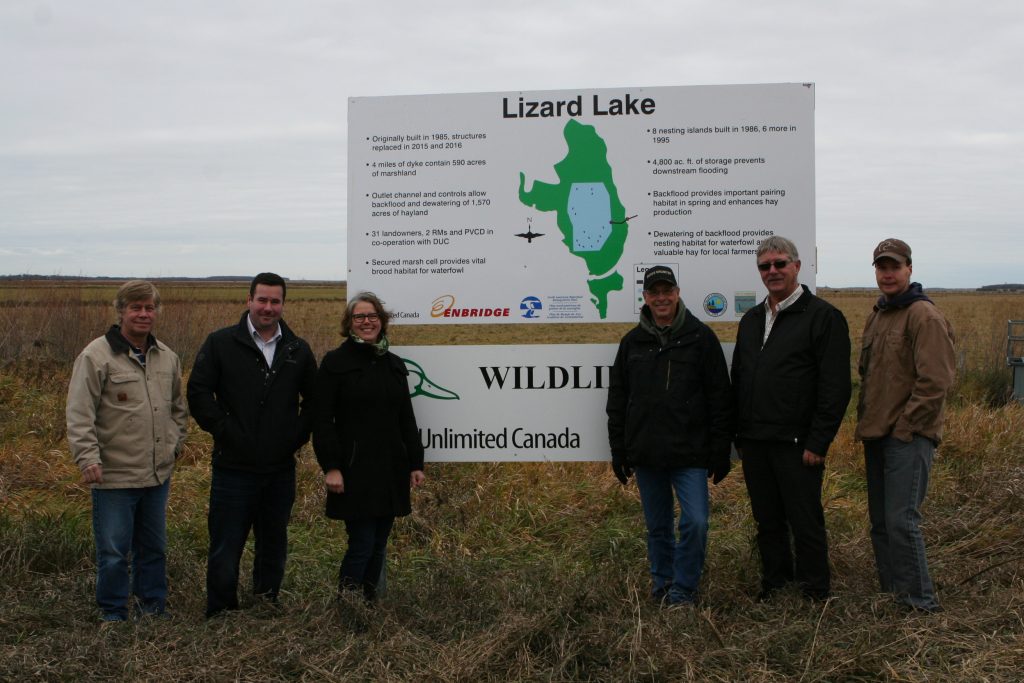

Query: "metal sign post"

xmin=1008 ymin=321 xmax=1024 ymax=402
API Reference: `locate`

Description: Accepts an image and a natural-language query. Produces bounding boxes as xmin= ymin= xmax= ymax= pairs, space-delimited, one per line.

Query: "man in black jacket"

xmin=732 ymin=237 xmax=851 ymax=601
xmin=607 ymin=266 xmax=732 ymax=606
xmin=187 ymin=272 xmax=317 ymax=618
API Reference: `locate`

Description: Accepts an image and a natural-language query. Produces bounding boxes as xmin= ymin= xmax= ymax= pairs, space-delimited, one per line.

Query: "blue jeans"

xmin=865 ymin=435 xmax=939 ymax=610
xmin=91 ymin=478 xmax=170 ymax=620
xmin=634 ymin=466 xmax=709 ymax=603
xmin=206 ymin=467 xmax=295 ymax=617
xmin=340 ymin=517 xmax=394 ymax=601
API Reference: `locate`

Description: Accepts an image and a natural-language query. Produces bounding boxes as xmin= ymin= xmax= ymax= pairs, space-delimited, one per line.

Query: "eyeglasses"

xmin=757 ymin=259 xmax=792 ymax=272
xmin=351 ymin=313 xmax=379 ymax=322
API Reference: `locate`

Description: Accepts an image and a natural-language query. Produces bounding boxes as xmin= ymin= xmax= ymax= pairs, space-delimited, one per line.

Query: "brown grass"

xmin=1 ymin=282 xmax=1022 ymax=681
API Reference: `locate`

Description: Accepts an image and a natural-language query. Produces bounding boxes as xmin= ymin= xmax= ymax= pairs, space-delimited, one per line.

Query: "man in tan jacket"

xmin=855 ymin=238 xmax=955 ymax=613
xmin=66 ymin=280 xmax=188 ymax=622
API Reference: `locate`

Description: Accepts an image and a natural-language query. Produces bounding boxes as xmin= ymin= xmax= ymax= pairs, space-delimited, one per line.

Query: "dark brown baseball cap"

xmin=872 ymin=238 xmax=912 ymax=265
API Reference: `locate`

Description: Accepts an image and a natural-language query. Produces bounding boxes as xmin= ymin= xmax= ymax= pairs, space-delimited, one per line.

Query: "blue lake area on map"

xmin=567 ymin=183 xmax=612 ymax=252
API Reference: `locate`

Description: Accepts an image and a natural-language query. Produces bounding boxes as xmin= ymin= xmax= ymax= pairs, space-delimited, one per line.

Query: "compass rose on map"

xmin=515 ymin=225 xmax=545 ymax=243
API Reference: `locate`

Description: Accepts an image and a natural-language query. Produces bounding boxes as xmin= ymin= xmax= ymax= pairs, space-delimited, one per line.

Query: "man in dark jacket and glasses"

xmin=732 ymin=236 xmax=851 ymax=602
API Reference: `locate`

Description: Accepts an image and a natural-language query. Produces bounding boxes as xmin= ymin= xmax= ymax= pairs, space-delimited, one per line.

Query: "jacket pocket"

xmin=666 ymin=357 xmax=700 ymax=396
xmin=107 ymin=372 xmax=143 ymax=408
xmin=858 ymin=338 xmax=872 ymax=378
xmin=885 ymin=329 xmax=913 ymax=366
xmin=152 ymin=370 xmax=174 ymax=402
xmin=219 ymin=415 xmax=252 ymax=453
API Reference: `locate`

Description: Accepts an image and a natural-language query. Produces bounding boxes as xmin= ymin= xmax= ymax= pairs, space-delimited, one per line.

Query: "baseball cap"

xmin=643 ymin=266 xmax=677 ymax=290
xmin=872 ymin=238 xmax=912 ymax=265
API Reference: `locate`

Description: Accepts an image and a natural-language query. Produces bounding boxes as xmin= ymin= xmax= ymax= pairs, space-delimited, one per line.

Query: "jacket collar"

xmin=323 ymin=338 xmax=406 ymax=375
xmin=104 ymin=325 xmax=162 ymax=355
xmin=755 ymin=284 xmax=813 ymax=319
xmin=875 ymin=282 xmax=932 ymax=311
xmin=231 ymin=311 xmax=298 ymax=348
xmin=638 ymin=303 xmax=698 ymax=343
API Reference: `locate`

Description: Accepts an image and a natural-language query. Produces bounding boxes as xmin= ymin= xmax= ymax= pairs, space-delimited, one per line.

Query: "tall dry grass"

xmin=1 ymin=282 xmax=1022 ymax=681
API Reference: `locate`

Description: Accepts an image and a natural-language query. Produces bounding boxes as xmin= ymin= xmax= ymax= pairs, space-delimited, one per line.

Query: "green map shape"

xmin=518 ymin=119 xmax=626 ymax=319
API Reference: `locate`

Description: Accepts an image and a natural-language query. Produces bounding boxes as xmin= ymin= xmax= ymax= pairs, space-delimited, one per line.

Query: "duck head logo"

xmin=402 ymin=358 xmax=460 ymax=400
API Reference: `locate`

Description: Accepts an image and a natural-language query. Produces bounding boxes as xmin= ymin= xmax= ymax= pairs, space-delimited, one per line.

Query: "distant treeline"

xmin=1 ymin=273 xmax=1015 ymax=290
xmin=977 ymin=284 xmax=1024 ymax=292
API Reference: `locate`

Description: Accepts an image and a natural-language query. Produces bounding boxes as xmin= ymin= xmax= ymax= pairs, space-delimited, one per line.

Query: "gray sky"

xmin=1 ymin=0 xmax=1020 ymax=287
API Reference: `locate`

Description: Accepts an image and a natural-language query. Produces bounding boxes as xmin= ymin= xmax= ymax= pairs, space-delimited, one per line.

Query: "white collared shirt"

xmin=763 ymin=285 xmax=803 ymax=345
xmin=247 ymin=315 xmax=282 ymax=366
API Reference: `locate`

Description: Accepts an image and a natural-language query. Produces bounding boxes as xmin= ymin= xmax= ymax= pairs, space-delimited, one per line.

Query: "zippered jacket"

xmin=854 ymin=286 xmax=955 ymax=444
xmin=731 ymin=286 xmax=852 ymax=456
xmin=187 ymin=312 xmax=317 ymax=473
xmin=607 ymin=305 xmax=733 ymax=469
xmin=66 ymin=326 xmax=188 ymax=488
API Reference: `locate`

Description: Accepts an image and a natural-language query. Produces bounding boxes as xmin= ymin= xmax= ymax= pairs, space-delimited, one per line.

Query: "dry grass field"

xmin=1 ymin=281 xmax=1022 ymax=681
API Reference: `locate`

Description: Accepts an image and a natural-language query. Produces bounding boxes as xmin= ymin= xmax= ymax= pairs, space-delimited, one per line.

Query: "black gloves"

xmin=611 ymin=452 xmax=633 ymax=485
xmin=612 ymin=452 xmax=730 ymax=485
xmin=708 ymin=454 xmax=731 ymax=485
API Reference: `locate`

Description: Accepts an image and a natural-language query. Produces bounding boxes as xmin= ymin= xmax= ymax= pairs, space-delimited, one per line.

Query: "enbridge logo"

xmin=429 ymin=294 xmax=511 ymax=319
xmin=431 ymin=295 xmax=456 ymax=318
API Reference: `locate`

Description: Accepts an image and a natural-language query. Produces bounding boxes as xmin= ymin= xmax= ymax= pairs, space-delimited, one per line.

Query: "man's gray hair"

xmin=756 ymin=236 xmax=800 ymax=261
xmin=114 ymin=280 xmax=161 ymax=314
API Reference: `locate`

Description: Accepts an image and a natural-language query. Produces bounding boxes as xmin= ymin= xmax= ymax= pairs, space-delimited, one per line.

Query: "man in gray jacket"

xmin=66 ymin=280 xmax=189 ymax=622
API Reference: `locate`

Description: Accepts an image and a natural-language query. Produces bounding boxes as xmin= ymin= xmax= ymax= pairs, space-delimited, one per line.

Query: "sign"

xmin=397 ymin=342 xmax=736 ymax=462
xmin=349 ymin=83 xmax=814 ymax=323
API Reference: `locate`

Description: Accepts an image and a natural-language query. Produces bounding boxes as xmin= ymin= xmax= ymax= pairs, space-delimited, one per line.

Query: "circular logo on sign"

xmin=703 ymin=292 xmax=727 ymax=317
xmin=520 ymin=296 xmax=543 ymax=319
xmin=430 ymin=294 xmax=455 ymax=318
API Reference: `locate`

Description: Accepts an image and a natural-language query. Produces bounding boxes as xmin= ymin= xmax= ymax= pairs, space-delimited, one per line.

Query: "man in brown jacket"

xmin=855 ymin=238 xmax=955 ymax=613
xmin=66 ymin=280 xmax=189 ymax=622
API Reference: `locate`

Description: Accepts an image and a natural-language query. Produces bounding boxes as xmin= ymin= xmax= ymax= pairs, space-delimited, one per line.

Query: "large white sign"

xmin=397 ymin=343 xmax=735 ymax=462
xmin=349 ymin=83 xmax=814 ymax=323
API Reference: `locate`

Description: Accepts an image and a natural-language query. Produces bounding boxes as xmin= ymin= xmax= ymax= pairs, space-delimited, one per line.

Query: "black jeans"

xmin=340 ymin=516 xmax=394 ymax=600
xmin=206 ymin=466 xmax=296 ymax=617
xmin=741 ymin=440 xmax=830 ymax=598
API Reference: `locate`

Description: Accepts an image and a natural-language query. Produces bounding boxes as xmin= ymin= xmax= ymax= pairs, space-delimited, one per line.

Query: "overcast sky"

xmin=1 ymin=0 xmax=1020 ymax=287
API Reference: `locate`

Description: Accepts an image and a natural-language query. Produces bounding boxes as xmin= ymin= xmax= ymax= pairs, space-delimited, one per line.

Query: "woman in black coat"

xmin=312 ymin=292 xmax=425 ymax=600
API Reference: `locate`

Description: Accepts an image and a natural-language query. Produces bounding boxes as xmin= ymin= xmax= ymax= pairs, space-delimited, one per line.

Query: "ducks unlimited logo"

xmin=402 ymin=358 xmax=459 ymax=400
